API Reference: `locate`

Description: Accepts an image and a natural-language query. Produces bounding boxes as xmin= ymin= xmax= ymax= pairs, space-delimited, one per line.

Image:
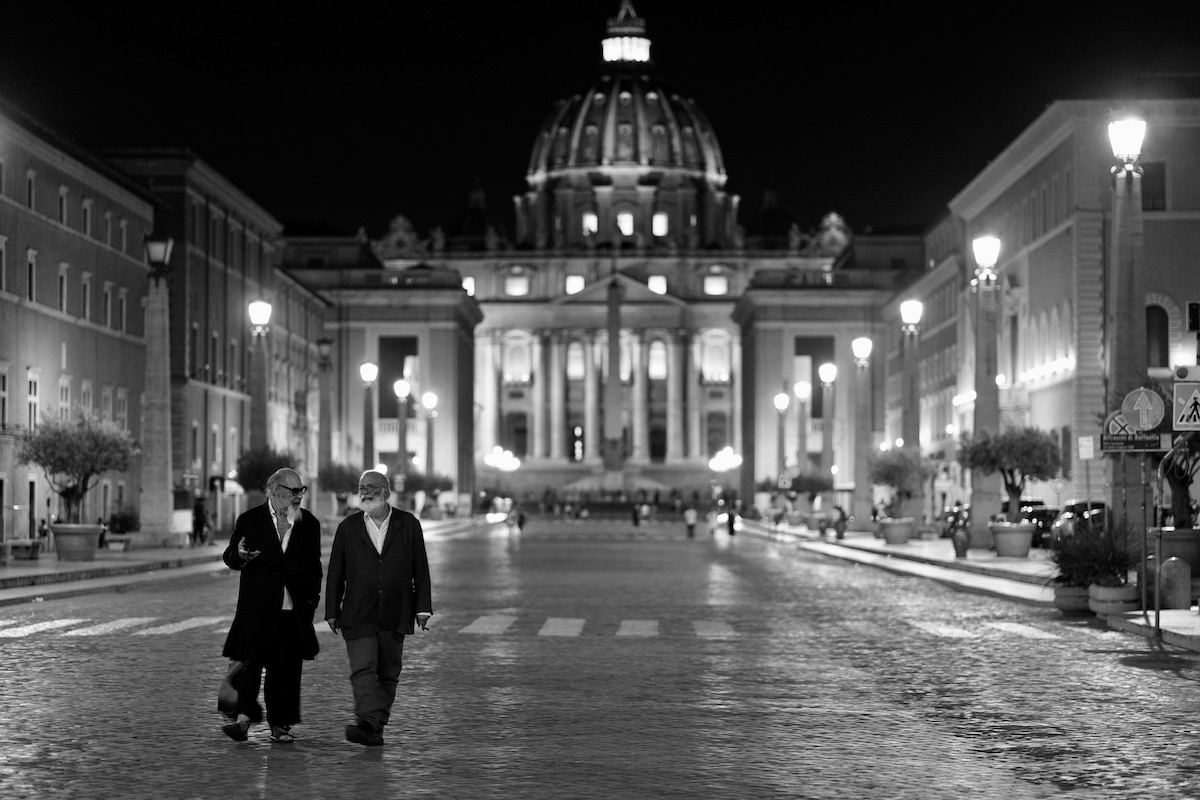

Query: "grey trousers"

xmin=345 ymin=631 xmax=405 ymax=732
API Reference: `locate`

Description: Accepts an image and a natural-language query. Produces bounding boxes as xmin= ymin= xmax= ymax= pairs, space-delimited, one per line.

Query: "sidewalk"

xmin=0 ymin=516 xmax=492 ymax=607
xmin=739 ymin=518 xmax=1200 ymax=654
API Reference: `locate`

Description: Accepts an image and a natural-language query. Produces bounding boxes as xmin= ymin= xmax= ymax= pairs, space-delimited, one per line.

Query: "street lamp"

xmin=422 ymin=391 xmax=438 ymax=478
xmin=360 ymin=362 xmax=378 ymax=473
xmin=851 ymin=337 xmax=873 ymax=527
xmin=793 ymin=380 xmax=811 ymax=472
xmin=248 ymin=300 xmax=272 ymax=452
xmin=773 ymin=389 xmax=790 ymax=481
xmin=818 ymin=362 xmax=837 ymax=480
xmin=970 ymin=235 xmax=1003 ymax=546
xmin=393 ymin=379 xmax=411 ymax=481
xmin=141 ymin=236 xmax=174 ymax=541
xmin=900 ymin=299 xmax=924 ymax=525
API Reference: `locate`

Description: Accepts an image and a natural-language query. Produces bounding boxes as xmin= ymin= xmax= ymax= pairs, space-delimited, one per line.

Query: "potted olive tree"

xmin=17 ymin=414 xmax=139 ymax=561
xmin=957 ymin=426 xmax=1062 ymax=558
xmin=868 ymin=448 xmax=933 ymax=545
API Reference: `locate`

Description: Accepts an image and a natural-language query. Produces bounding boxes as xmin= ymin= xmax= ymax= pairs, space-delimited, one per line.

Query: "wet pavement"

xmin=2 ymin=515 xmax=1200 ymax=798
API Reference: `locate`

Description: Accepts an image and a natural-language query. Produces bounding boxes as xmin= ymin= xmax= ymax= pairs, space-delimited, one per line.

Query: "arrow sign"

xmin=1121 ymin=388 xmax=1165 ymax=432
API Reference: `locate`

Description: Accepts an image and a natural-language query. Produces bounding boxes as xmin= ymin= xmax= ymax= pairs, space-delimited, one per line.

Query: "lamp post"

xmin=422 ymin=391 xmax=438 ymax=479
xmin=818 ymin=362 xmax=837 ymax=483
xmin=793 ymin=380 xmax=811 ymax=473
xmin=1107 ymin=112 xmax=1148 ymax=527
xmin=970 ymin=235 xmax=1003 ymax=546
xmin=142 ymin=235 xmax=174 ymax=542
xmin=851 ymin=336 xmax=873 ymax=527
xmin=248 ymin=300 xmax=272 ymax=452
xmin=393 ymin=379 xmax=411 ymax=484
xmin=773 ymin=389 xmax=790 ymax=483
xmin=900 ymin=299 xmax=925 ymax=525
xmin=360 ymin=362 xmax=378 ymax=473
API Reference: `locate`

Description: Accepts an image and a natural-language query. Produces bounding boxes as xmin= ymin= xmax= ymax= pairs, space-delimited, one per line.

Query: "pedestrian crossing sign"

xmin=1174 ymin=382 xmax=1200 ymax=431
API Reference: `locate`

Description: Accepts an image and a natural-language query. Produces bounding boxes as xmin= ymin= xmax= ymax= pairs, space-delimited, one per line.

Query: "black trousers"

xmin=233 ymin=611 xmax=305 ymax=727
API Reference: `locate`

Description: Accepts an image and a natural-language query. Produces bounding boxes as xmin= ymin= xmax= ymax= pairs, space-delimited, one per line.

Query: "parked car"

xmin=1019 ymin=503 xmax=1061 ymax=547
xmin=1049 ymin=500 xmax=1107 ymax=543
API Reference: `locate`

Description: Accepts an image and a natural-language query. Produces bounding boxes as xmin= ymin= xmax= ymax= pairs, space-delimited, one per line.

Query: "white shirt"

xmin=269 ymin=505 xmax=296 ymax=611
xmin=364 ymin=506 xmax=392 ymax=554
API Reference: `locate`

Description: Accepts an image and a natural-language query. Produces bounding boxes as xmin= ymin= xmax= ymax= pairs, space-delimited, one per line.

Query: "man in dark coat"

xmin=326 ymin=470 xmax=432 ymax=746
xmin=220 ymin=468 xmax=322 ymax=744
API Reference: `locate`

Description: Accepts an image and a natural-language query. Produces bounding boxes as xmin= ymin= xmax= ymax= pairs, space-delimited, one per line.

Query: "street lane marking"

xmin=133 ymin=616 xmax=228 ymax=635
xmin=985 ymin=621 xmax=1060 ymax=639
xmin=63 ymin=617 xmax=159 ymax=636
xmin=616 ymin=620 xmax=658 ymax=637
xmin=538 ymin=617 xmax=585 ymax=637
xmin=0 ymin=619 xmax=89 ymax=637
xmin=907 ymin=621 xmax=976 ymax=638
xmin=693 ymin=620 xmax=736 ymax=637
xmin=460 ymin=615 xmax=517 ymax=634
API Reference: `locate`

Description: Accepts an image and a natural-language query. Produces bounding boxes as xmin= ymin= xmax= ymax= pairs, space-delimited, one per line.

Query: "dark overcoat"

xmin=325 ymin=507 xmax=432 ymax=639
xmin=221 ymin=503 xmax=323 ymax=662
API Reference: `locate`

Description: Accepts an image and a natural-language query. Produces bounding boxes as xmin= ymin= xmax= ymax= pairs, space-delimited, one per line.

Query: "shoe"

xmin=345 ymin=723 xmax=384 ymax=747
xmin=269 ymin=725 xmax=295 ymax=744
xmin=222 ymin=719 xmax=251 ymax=742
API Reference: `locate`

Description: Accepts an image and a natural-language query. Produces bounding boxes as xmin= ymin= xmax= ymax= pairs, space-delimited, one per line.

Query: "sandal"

xmin=269 ymin=726 xmax=295 ymax=744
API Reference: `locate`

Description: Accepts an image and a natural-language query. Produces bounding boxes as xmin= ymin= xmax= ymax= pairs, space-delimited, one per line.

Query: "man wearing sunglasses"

xmin=325 ymin=470 xmax=432 ymax=747
xmin=220 ymin=468 xmax=323 ymax=745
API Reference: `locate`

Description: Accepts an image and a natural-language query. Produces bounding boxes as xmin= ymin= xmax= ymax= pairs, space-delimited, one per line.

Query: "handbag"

xmin=217 ymin=659 xmax=245 ymax=720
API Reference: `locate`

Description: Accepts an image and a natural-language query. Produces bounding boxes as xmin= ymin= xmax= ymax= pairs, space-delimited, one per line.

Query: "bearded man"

xmin=325 ymin=470 xmax=432 ymax=746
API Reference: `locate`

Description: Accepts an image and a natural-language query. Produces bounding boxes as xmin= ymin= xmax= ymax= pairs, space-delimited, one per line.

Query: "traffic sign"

xmin=1121 ymin=387 xmax=1164 ymax=431
xmin=1101 ymin=411 xmax=1171 ymax=451
xmin=1175 ymin=381 xmax=1200 ymax=431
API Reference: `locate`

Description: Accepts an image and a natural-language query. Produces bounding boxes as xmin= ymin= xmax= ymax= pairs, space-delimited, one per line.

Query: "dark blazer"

xmin=222 ymin=503 xmax=323 ymax=662
xmin=325 ymin=507 xmax=432 ymax=639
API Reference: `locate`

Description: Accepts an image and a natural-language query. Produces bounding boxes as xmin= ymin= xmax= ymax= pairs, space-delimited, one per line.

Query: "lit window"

xmin=702 ymin=339 xmax=731 ymax=383
xmin=566 ymin=342 xmax=585 ymax=380
xmin=565 ymin=275 xmax=585 ymax=295
xmin=616 ymin=213 xmax=634 ymax=237
xmin=582 ymin=212 xmax=598 ymax=236
xmin=647 ymin=275 xmax=667 ymax=295
xmin=703 ymin=274 xmax=729 ymax=296
xmin=648 ymin=341 xmax=667 ymax=380
xmin=503 ymin=341 xmax=531 ymax=383
xmin=652 ymin=212 xmax=669 ymax=237
xmin=462 ymin=276 xmax=475 ymax=296
xmin=504 ymin=273 xmax=529 ymax=297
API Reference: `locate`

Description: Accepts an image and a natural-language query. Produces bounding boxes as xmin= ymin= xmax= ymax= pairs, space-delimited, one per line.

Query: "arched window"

xmin=553 ymin=126 xmax=570 ymax=166
xmin=700 ymin=336 xmax=731 ymax=383
xmin=582 ymin=125 xmax=599 ymax=163
xmin=1147 ymin=305 xmax=1170 ymax=368
xmin=648 ymin=340 xmax=667 ymax=380
xmin=651 ymin=125 xmax=669 ymax=164
xmin=617 ymin=123 xmax=634 ymax=162
xmin=503 ymin=340 xmax=531 ymax=384
xmin=566 ymin=342 xmax=586 ymax=380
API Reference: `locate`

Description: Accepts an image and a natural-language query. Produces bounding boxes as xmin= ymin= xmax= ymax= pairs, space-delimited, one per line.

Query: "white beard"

xmin=361 ymin=497 xmax=388 ymax=516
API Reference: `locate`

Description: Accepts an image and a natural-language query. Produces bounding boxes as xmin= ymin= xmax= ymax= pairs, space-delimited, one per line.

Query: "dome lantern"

xmin=602 ymin=1 xmax=651 ymax=63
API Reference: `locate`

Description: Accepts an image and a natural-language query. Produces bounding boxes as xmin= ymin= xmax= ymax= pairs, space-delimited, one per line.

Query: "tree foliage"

xmin=957 ymin=427 xmax=1062 ymax=517
xmin=868 ymin=448 xmax=933 ymax=519
xmin=235 ymin=447 xmax=296 ymax=493
xmin=17 ymin=415 xmax=139 ymax=523
xmin=788 ymin=471 xmax=834 ymax=498
xmin=317 ymin=461 xmax=363 ymax=497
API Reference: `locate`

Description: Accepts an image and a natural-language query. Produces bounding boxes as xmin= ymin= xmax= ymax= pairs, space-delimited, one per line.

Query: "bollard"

xmin=1159 ymin=557 xmax=1192 ymax=610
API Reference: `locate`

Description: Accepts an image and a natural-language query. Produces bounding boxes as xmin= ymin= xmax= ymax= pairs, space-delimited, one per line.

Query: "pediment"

xmin=554 ymin=273 xmax=686 ymax=308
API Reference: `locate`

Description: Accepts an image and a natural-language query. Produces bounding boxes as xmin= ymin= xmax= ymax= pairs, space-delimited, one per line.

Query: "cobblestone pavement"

xmin=2 ymin=517 xmax=1200 ymax=799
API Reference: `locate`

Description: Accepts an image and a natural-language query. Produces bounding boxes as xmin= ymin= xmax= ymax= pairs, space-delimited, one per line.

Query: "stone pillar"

xmin=631 ymin=333 xmax=648 ymax=463
xmin=141 ymin=277 xmax=175 ymax=543
xmin=666 ymin=332 xmax=684 ymax=461
xmin=549 ymin=334 xmax=566 ymax=462
xmin=477 ymin=334 xmax=499 ymax=455
xmin=687 ymin=334 xmax=701 ymax=460
xmin=584 ymin=333 xmax=601 ymax=464
xmin=730 ymin=332 xmax=742 ymax=452
xmin=531 ymin=334 xmax=546 ymax=459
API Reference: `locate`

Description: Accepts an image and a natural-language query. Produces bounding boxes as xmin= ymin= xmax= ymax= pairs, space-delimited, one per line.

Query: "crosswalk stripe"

xmin=133 ymin=616 xmax=228 ymax=635
xmin=693 ymin=620 xmax=736 ymax=638
xmin=460 ymin=615 xmax=517 ymax=634
xmin=63 ymin=617 xmax=160 ymax=636
xmin=908 ymin=621 xmax=976 ymax=639
xmin=616 ymin=620 xmax=658 ymax=637
xmin=538 ymin=617 xmax=585 ymax=636
xmin=984 ymin=621 xmax=1060 ymax=639
xmin=0 ymin=619 xmax=90 ymax=637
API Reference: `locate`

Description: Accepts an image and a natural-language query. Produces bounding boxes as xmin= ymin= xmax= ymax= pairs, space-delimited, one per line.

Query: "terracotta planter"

xmin=51 ymin=523 xmax=104 ymax=561
xmin=951 ymin=528 xmax=970 ymax=558
xmin=989 ymin=523 xmax=1035 ymax=558
xmin=1087 ymin=583 xmax=1139 ymax=616
xmin=878 ymin=518 xmax=914 ymax=545
xmin=1053 ymin=584 xmax=1091 ymax=615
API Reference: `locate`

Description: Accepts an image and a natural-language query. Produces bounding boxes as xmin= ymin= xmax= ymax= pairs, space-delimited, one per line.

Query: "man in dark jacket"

xmin=326 ymin=470 xmax=432 ymax=746
xmin=220 ymin=468 xmax=322 ymax=744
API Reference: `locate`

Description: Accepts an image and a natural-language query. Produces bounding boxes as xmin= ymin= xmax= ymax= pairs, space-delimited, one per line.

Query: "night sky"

xmin=2 ymin=2 xmax=1198 ymax=241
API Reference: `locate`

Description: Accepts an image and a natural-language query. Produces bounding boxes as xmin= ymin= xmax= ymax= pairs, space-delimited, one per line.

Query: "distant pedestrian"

xmin=832 ymin=505 xmax=847 ymax=540
xmin=683 ymin=506 xmax=698 ymax=539
xmin=727 ymin=504 xmax=738 ymax=537
xmin=632 ymin=505 xmax=641 ymax=528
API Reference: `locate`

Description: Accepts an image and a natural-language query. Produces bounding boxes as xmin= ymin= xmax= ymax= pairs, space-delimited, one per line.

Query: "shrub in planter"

xmin=107 ymin=506 xmax=140 ymax=534
xmin=957 ymin=426 xmax=1062 ymax=519
xmin=868 ymin=448 xmax=933 ymax=520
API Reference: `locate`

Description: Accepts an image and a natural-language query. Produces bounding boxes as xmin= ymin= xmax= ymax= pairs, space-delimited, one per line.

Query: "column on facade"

xmin=666 ymin=332 xmax=685 ymax=461
xmin=477 ymin=333 xmax=499 ymax=456
xmin=531 ymin=333 xmax=547 ymax=459
xmin=687 ymin=334 xmax=702 ymax=460
xmin=730 ymin=332 xmax=742 ymax=452
xmin=549 ymin=334 xmax=566 ymax=462
xmin=584 ymin=332 xmax=601 ymax=464
xmin=630 ymin=333 xmax=649 ymax=463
